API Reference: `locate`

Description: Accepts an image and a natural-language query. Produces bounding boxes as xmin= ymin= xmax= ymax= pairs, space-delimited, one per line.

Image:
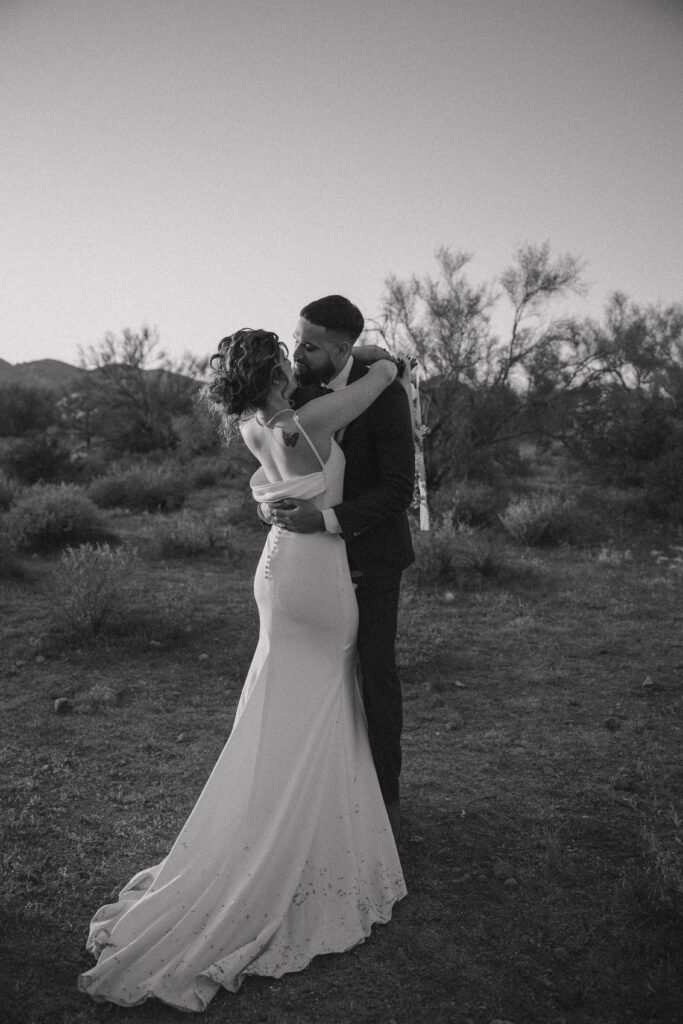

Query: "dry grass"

xmin=0 ymin=474 xmax=681 ymax=1024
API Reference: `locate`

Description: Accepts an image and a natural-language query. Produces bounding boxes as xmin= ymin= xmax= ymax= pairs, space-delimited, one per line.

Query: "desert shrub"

xmin=66 ymin=448 xmax=112 ymax=484
xmin=172 ymin=404 xmax=222 ymax=460
xmin=435 ymin=480 xmax=512 ymax=528
xmin=146 ymin=509 xmax=225 ymax=558
xmin=88 ymin=462 xmax=191 ymax=512
xmin=187 ymin=454 xmax=234 ymax=489
xmin=412 ymin=519 xmax=460 ymax=585
xmin=499 ymin=493 xmax=582 ymax=546
xmin=412 ymin=518 xmax=510 ymax=588
xmin=0 ymin=384 xmax=58 ymax=437
xmin=52 ymin=544 xmax=136 ymax=636
xmin=51 ymin=542 xmax=196 ymax=642
xmin=643 ymin=435 xmax=683 ymax=523
xmin=4 ymin=483 xmax=116 ymax=552
xmin=201 ymin=442 xmax=257 ymax=484
xmin=420 ymin=377 xmax=531 ymax=489
xmin=0 ymin=524 xmax=23 ymax=579
xmin=0 ymin=471 xmax=15 ymax=511
xmin=223 ymin=488 xmax=265 ymax=530
xmin=0 ymin=432 xmax=74 ymax=485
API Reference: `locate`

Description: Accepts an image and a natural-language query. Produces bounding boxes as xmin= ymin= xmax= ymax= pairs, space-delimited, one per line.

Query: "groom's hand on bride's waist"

xmin=269 ymin=498 xmax=325 ymax=534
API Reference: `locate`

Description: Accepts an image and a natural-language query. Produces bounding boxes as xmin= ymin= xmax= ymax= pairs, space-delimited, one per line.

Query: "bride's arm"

xmin=352 ymin=344 xmax=397 ymax=365
xmin=295 ymin=359 xmax=397 ymax=436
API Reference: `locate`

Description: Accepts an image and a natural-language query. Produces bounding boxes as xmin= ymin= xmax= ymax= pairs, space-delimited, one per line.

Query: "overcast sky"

xmin=1 ymin=0 xmax=681 ymax=366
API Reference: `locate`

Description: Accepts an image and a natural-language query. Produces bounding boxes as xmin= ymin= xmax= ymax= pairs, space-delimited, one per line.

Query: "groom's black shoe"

xmin=386 ymin=800 xmax=401 ymax=839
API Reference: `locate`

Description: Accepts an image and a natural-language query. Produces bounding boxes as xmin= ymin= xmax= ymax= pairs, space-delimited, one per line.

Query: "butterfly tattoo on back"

xmin=283 ymin=430 xmax=300 ymax=448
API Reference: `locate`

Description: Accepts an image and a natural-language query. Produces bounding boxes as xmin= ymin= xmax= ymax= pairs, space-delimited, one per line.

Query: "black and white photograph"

xmin=1 ymin=1 xmax=681 ymax=1022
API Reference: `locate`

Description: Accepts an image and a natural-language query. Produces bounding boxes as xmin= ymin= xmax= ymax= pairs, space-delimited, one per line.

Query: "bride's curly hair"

xmin=205 ymin=329 xmax=289 ymax=425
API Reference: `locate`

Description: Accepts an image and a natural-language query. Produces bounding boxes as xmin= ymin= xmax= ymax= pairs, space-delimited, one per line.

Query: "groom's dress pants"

xmin=354 ymin=572 xmax=403 ymax=805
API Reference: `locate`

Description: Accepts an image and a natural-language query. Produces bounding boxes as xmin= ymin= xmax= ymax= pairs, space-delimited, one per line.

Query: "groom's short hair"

xmin=300 ymin=295 xmax=364 ymax=342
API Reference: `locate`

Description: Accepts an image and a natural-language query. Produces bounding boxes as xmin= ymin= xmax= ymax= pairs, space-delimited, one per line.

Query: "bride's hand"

xmin=354 ymin=345 xmax=410 ymax=378
xmin=353 ymin=345 xmax=398 ymax=366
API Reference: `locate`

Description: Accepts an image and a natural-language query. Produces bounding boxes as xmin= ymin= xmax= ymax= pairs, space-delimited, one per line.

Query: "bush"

xmin=0 ymin=472 xmax=14 ymax=512
xmin=88 ymin=463 xmax=191 ymax=512
xmin=643 ymin=437 xmax=683 ymax=523
xmin=51 ymin=542 xmax=197 ymax=642
xmin=52 ymin=544 xmax=136 ymax=636
xmin=191 ymin=443 xmax=257 ymax=486
xmin=0 ymin=384 xmax=58 ymax=437
xmin=172 ymin=404 xmax=222 ymax=460
xmin=436 ymin=480 xmax=512 ymax=528
xmin=412 ymin=518 xmax=509 ymax=588
xmin=499 ymin=493 xmax=582 ymax=546
xmin=146 ymin=509 xmax=225 ymax=559
xmin=66 ymin=449 xmax=112 ymax=484
xmin=1 ymin=432 xmax=74 ymax=485
xmin=223 ymin=488 xmax=265 ymax=530
xmin=187 ymin=454 xmax=234 ymax=490
xmin=0 ymin=525 xmax=23 ymax=579
xmin=4 ymin=483 xmax=116 ymax=552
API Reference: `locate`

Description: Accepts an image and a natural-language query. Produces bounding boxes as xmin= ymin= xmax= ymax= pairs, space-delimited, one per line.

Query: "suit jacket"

xmin=293 ymin=358 xmax=415 ymax=577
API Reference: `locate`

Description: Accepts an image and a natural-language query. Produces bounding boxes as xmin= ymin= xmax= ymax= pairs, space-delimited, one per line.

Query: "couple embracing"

xmin=79 ymin=295 xmax=416 ymax=1011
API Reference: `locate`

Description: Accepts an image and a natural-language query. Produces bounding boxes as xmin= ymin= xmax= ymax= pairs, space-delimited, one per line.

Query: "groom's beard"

xmin=293 ymin=357 xmax=336 ymax=388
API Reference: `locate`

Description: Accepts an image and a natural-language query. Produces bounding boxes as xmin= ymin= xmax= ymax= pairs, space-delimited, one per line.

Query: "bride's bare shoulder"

xmin=238 ymin=414 xmax=263 ymax=454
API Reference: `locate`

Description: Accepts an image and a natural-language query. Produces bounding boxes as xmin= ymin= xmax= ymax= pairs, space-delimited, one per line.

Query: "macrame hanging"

xmin=397 ymin=355 xmax=430 ymax=531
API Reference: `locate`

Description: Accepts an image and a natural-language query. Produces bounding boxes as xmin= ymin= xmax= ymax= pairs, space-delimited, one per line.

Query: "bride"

xmin=78 ymin=328 xmax=407 ymax=1012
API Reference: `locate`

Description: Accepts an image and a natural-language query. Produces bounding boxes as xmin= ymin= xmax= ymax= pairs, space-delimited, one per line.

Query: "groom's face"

xmin=292 ymin=317 xmax=346 ymax=386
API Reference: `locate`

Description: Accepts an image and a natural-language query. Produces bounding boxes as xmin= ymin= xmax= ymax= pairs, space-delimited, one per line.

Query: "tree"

xmin=1 ymin=431 xmax=74 ymax=485
xmin=499 ymin=242 xmax=586 ymax=387
xmin=556 ymin=294 xmax=683 ymax=516
xmin=375 ymin=244 xmax=586 ymax=486
xmin=78 ymin=327 xmax=200 ymax=454
xmin=379 ymin=247 xmax=497 ymax=385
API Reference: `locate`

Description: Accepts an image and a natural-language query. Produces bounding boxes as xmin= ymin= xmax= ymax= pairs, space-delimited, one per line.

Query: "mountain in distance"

xmin=0 ymin=358 xmax=88 ymax=391
xmin=0 ymin=359 xmax=199 ymax=391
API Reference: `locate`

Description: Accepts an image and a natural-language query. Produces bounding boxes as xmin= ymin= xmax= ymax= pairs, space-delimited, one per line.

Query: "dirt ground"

xmin=1 ymin=500 xmax=682 ymax=1023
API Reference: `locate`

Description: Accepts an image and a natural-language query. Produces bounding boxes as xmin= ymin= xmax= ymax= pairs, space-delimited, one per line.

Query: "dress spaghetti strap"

xmin=292 ymin=413 xmax=326 ymax=470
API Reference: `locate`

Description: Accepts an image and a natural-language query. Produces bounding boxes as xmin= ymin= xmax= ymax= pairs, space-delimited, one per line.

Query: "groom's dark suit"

xmin=333 ymin=359 xmax=416 ymax=576
xmin=293 ymin=357 xmax=415 ymax=805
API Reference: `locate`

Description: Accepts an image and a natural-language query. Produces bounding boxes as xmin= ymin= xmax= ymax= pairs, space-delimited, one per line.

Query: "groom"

xmin=266 ymin=295 xmax=415 ymax=836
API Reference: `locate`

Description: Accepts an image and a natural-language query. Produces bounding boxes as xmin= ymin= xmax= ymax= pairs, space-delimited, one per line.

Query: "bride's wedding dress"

xmin=78 ymin=425 xmax=406 ymax=1012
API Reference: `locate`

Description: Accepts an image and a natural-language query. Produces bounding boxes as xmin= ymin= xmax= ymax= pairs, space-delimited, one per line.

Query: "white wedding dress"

xmin=78 ymin=425 xmax=406 ymax=1012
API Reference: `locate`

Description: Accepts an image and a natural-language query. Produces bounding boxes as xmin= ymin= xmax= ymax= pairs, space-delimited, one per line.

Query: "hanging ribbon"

xmin=397 ymin=355 xmax=430 ymax=531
